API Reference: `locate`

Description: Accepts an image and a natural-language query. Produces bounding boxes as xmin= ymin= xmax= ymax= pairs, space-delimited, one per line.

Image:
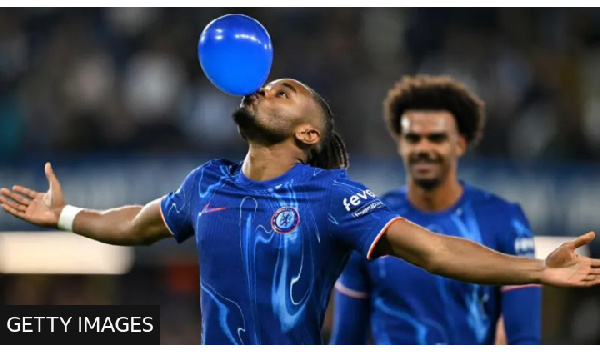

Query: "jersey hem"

xmin=501 ymin=284 xmax=542 ymax=292
xmin=334 ymin=281 xmax=369 ymax=299
xmin=158 ymin=196 xmax=176 ymax=237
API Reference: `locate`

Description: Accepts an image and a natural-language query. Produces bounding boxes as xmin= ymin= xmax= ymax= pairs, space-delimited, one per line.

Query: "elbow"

xmin=125 ymin=223 xmax=157 ymax=246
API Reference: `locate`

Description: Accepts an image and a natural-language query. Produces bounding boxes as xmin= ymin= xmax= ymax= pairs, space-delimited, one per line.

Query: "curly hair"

xmin=383 ymin=75 xmax=485 ymax=148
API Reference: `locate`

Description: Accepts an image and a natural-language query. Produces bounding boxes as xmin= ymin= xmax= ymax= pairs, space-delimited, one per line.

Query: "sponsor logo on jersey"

xmin=351 ymin=201 xmax=384 ymax=218
xmin=343 ymin=189 xmax=377 ymax=212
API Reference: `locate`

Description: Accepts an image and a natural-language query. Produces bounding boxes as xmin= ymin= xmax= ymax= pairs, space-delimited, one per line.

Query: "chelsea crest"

xmin=271 ymin=206 xmax=300 ymax=234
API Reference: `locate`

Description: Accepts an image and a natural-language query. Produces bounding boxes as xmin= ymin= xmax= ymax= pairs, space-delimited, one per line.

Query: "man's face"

xmin=398 ymin=110 xmax=465 ymax=190
xmin=233 ymin=79 xmax=319 ymax=145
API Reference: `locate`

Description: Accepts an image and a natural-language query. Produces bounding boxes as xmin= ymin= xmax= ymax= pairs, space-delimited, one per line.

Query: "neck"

xmin=242 ymin=141 xmax=306 ymax=181
xmin=406 ymin=174 xmax=463 ymax=212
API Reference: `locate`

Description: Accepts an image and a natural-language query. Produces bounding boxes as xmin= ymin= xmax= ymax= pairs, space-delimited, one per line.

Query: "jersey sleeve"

xmin=330 ymin=251 xmax=371 ymax=344
xmin=160 ymin=166 xmax=200 ymax=243
xmin=499 ymin=204 xmax=536 ymax=259
xmin=336 ymin=251 xmax=370 ymax=297
xmin=498 ymin=203 xmax=542 ymax=344
xmin=327 ymin=171 xmax=402 ymax=259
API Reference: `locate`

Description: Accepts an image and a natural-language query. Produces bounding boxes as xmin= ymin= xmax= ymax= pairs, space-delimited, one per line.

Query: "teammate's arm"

xmin=500 ymin=286 xmax=541 ymax=344
xmin=0 ymin=163 xmax=172 ymax=246
xmin=497 ymin=205 xmax=541 ymax=344
xmin=330 ymin=252 xmax=371 ymax=345
xmin=373 ymin=218 xmax=600 ymax=288
xmin=330 ymin=291 xmax=370 ymax=344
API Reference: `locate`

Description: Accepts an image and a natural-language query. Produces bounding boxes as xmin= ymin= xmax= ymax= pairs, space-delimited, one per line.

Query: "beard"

xmin=413 ymin=177 xmax=443 ymax=191
xmin=232 ymin=106 xmax=289 ymax=145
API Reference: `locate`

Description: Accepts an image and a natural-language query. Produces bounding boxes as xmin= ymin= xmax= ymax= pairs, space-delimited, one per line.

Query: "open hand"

xmin=0 ymin=163 xmax=65 ymax=228
xmin=543 ymin=232 xmax=600 ymax=287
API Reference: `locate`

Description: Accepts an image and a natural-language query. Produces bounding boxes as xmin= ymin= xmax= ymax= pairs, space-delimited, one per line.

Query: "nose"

xmin=413 ymin=138 xmax=436 ymax=156
xmin=256 ymin=87 xmax=266 ymax=97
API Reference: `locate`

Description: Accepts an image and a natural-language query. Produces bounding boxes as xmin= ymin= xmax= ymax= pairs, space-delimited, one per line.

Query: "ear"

xmin=295 ymin=124 xmax=321 ymax=146
xmin=456 ymin=135 xmax=467 ymax=157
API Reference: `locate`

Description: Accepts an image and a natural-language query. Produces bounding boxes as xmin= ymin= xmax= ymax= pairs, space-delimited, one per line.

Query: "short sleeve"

xmin=160 ymin=167 xmax=199 ymax=243
xmin=328 ymin=171 xmax=401 ymax=259
xmin=335 ymin=251 xmax=370 ymax=298
xmin=500 ymin=204 xmax=535 ymax=258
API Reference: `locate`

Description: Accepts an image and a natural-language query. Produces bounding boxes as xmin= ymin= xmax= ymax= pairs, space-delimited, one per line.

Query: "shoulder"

xmin=466 ymin=184 xmax=524 ymax=215
xmin=298 ymin=167 xmax=356 ymax=189
xmin=201 ymin=158 xmax=239 ymax=173
xmin=380 ymin=187 xmax=408 ymax=209
xmin=182 ymin=159 xmax=239 ymax=187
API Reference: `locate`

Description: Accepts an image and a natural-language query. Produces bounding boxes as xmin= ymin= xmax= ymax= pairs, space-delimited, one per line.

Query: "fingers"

xmin=12 ymin=185 xmax=38 ymax=200
xmin=45 ymin=162 xmax=60 ymax=190
xmin=583 ymin=277 xmax=600 ymax=287
xmin=0 ymin=197 xmax=27 ymax=213
xmin=571 ymin=232 xmax=595 ymax=249
xmin=0 ymin=189 xmax=28 ymax=212
xmin=1 ymin=202 xmax=27 ymax=221
xmin=0 ymin=188 xmax=31 ymax=206
xmin=592 ymin=258 xmax=600 ymax=268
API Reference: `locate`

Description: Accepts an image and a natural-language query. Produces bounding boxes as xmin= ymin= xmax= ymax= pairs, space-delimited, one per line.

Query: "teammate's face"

xmin=398 ymin=111 xmax=466 ymax=190
xmin=233 ymin=79 xmax=322 ymax=145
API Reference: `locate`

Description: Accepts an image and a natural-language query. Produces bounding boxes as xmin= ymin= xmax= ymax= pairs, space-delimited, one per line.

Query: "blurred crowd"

xmin=3 ymin=8 xmax=600 ymax=162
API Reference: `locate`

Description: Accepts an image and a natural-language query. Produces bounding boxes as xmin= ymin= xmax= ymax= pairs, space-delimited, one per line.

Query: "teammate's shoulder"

xmin=380 ymin=187 xmax=408 ymax=201
xmin=464 ymin=182 xmax=524 ymax=214
xmin=380 ymin=187 xmax=408 ymax=207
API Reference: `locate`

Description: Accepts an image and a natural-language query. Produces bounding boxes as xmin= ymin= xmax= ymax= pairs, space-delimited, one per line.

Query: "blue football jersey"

xmin=334 ymin=182 xmax=541 ymax=345
xmin=160 ymin=159 xmax=401 ymax=345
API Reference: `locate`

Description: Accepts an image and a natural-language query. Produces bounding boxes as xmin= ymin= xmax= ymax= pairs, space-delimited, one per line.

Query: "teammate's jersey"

xmin=160 ymin=159 xmax=401 ymax=345
xmin=334 ymin=182 xmax=541 ymax=345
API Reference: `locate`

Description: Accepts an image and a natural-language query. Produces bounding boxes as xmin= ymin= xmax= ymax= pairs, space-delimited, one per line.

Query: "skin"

xmin=398 ymin=110 xmax=465 ymax=212
xmin=1 ymin=79 xmax=600 ymax=296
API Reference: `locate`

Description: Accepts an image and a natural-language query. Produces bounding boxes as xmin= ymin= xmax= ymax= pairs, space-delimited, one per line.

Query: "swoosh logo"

xmin=201 ymin=203 xmax=226 ymax=214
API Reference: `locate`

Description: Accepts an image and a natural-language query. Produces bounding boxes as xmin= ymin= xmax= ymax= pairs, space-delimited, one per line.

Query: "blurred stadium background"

xmin=1 ymin=8 xmax=600 ymax=344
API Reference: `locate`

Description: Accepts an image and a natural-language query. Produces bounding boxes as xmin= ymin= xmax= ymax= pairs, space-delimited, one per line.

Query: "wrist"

xmin=532 ymin=259 xmax=547 ymax=285
xmin=57 ymin=205 xmax=83 ymax=232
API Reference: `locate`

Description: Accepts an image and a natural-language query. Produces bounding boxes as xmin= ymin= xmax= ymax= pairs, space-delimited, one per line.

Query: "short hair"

xmin=383 ymin=75 xmax=485 ymax=148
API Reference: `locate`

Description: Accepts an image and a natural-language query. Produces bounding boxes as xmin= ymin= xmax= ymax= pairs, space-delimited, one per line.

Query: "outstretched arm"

xmin=372 ymin=218 xmax=600 ymax=288
xmin=0 ymin=163 xmax=172 ymax=246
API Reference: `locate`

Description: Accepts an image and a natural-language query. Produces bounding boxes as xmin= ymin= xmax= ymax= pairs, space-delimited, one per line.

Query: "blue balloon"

xmin=198 ymin=14 xmax=273 ymax=96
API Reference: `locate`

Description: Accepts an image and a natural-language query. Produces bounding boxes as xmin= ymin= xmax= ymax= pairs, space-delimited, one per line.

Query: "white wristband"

xmin=57 ymin=205 xmax=83 ymax=232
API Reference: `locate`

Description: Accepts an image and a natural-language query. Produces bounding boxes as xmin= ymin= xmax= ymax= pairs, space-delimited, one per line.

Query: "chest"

xmin=369 ymin=207 xmax=501 ymax=298
xmin=190 ymin=186 xmax=328 ymax=267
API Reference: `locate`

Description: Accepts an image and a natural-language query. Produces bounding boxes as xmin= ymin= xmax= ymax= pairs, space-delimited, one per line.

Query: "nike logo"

xmin=201 ymin=203 xmax=226 ymax=214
